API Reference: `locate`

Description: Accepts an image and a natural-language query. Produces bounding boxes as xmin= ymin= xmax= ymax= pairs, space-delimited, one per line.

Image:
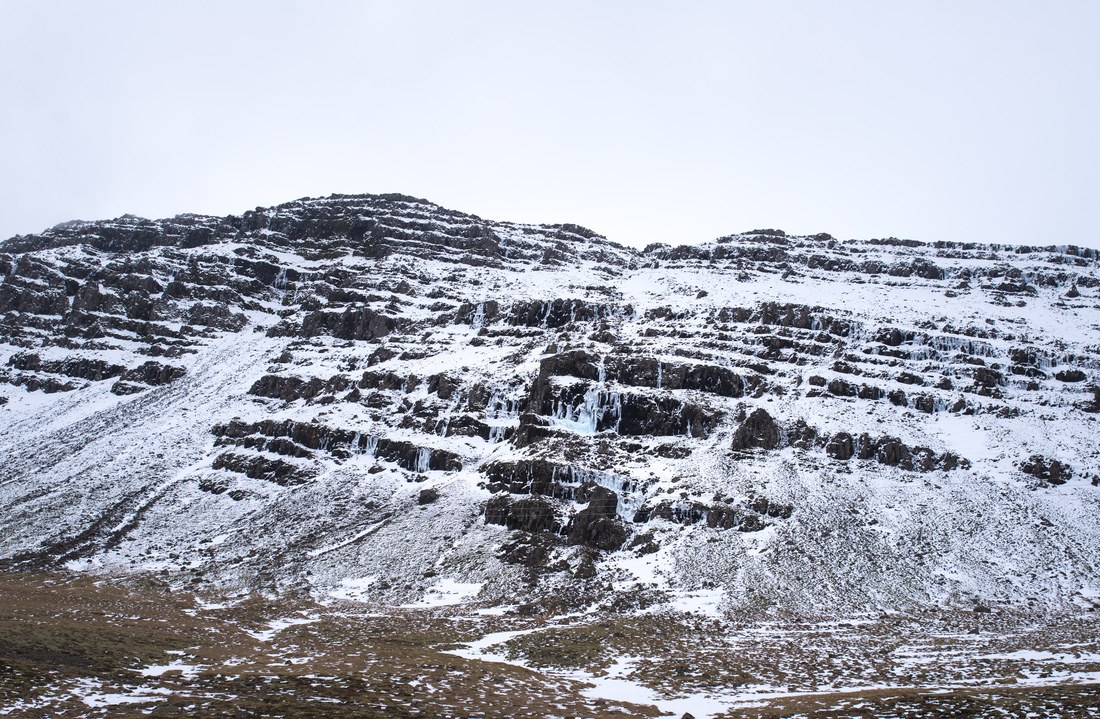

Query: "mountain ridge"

xmin=1 ymin=192 xmax=1098 ymax=618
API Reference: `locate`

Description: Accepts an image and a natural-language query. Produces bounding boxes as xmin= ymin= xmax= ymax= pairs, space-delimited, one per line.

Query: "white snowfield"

xmin=0 ymin=193 xmax=1097 ymax=617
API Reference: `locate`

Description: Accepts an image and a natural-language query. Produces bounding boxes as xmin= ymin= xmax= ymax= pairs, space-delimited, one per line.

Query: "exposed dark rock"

xmin=566 ymin=486 xmax=628 ymax=551
xmin=633 ymin=501 xmax=705 ymax=526
xmin=211 ymin=452 xmax=313 ymax=486
xmin=505 ymin=299 xmax=627 ymax=328
xmin=297 ymin=306 xmax=401 ymax=341
xmin=496 ymin=533 xmax=560 ymax=570
xmin=3 ymin=352 xmax=183 ymax=395
xmin=826 ymin=378 xmax=884 ymax=400
xmin=6 ymin=353 xmax=127 ymax=382
xmin=573 ymin=552 xmax=597 ymax=579
xmin=731 ymin=408 xmax=780 ymax=451
xmin=532 ymin=350 xmax=745 ymax=398
xmin=1010 ymin=364 xmax=1047 ymax=379
xmin=0 ymin=372 xmax=79 ymax=393
xmin=973 ymin=367 xmax=1004 ymax=387
xmin=186 ymin=303 xmax=247 ymax=331
xmin=249 ymin=374 xmax=352 ymax=402
xmin=820 ymin=432 xmax=965 ymax=472
xmin=120 ymin=361 xmax=186 ymax=386
xmin=482 ymin=460 xmax=635 ymax=501
xmin=1 ymin=191 xmax=1096 ymax=608
xmin=213 ymin=419 xmax=462 ymax=472
xmin=359 ymin=370 xmax=419 ymax=392
xmin=1020 ymin=455 xmax=1073 ymax=485
xmin=628 ymin=532 xmax=660 ymax=555
xmin=610 ymin=358 xmax=745 ymax=397
xmin=1009 ymin=347 xmax=1046 ymax=367
xmin=715 ymin=302 xmax=852 ymax=336
xmin=912 ymin=395 xmax=937 ymax=414
xmin=484 ymin=495 xmax=560 ymax=534
xmin=748 ymin=496 xmax=794 ymax=519
xmin=109 ymin=381 xmax=147 ymax=396
xmin=367 ymin=346 xmax=399 ymax=366
xmin=633 ymin=499 xmax=775 ymax=532
xmin=427 ymin=372 xmax=459 ymax=399
xmin=534 ymin=349 xmax=603 ymax=384
xmin=994 ymin=281 xmax=1037 ymax=295
xmin=198 ymin=476 xmax=229 ymax=495
xmin=875 ymin=438 xmax=913 ymax=468
xmin=529 ymin=381 xmax=721 ymax=438
xmin=0 ymin=275 xmax=71 ymax=315
xmin=826 ymin=432 xmax=854 ymax=460
xmin=1079 ymin=385 xmax=1100 ymax=413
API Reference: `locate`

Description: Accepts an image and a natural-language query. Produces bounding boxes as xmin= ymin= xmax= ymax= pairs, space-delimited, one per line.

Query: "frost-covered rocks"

xmin=0 ymin=193 xmax=1098 ymax=616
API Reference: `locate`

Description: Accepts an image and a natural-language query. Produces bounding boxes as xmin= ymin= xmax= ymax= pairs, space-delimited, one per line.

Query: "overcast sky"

xmin=2 ymin=1 xmax=1098 ymax=249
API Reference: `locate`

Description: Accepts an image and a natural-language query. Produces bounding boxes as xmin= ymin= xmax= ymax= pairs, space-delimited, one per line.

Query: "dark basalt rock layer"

xmin=213 ymin=419 xmax=461 ymax=473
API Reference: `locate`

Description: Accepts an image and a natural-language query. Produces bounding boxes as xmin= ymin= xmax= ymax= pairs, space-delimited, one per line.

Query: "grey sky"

xmin=2 ymin=1 xmax=1098 ymax=249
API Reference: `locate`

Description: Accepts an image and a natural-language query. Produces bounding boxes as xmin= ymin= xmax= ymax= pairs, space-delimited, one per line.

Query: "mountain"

xmin=1 ymin=192 xmax=1098 ymax=616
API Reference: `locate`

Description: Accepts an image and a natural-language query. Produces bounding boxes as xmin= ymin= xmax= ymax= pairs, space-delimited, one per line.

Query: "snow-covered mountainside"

xmin=1 ymin=193 xmax=1098 ymax=615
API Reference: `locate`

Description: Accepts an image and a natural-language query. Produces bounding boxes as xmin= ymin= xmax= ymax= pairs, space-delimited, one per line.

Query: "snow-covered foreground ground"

xmin=2 ymin=571 xmax=1097 ymax=719
xmin=447 ymin=604 xmax=1100 ymax=718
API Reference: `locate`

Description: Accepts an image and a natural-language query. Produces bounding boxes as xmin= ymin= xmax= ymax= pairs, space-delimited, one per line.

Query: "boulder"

xmin=566 ymin=486 xmax=628 ymax=551
xmin=1055 ymin=369 xmax=1086 ymax=383
xmin=731 ymin=408 xmax=780 ymax=451
xmin=826 ymin=432 xmax=854 ymax=460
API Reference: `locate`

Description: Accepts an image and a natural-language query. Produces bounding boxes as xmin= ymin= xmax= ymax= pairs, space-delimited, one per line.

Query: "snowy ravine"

xmin=0 ymin=192 xmax=1098 ymax=616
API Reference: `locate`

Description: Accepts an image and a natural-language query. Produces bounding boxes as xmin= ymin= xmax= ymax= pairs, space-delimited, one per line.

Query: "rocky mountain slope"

xmin=0 ymin=193 xmax=1098 ymax=616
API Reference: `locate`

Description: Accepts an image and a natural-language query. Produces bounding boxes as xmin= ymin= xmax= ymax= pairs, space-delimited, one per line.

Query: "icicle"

xmin=439 ymin=394 xmax=462 ymax=436
xmin=471 ymin=302 xmax=486 ymax=329
xmin=656 ymin=363 xmax=663 ymax=389
xmin=549 ymin=386 xmax=621 ymax=434
xmin=365 ymin=436 xmax=379 ymax=458
xmin=274 ymin=267 xmax=288 ymax=290
xmin=416 ymin=447 xmax=431 ymax=473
